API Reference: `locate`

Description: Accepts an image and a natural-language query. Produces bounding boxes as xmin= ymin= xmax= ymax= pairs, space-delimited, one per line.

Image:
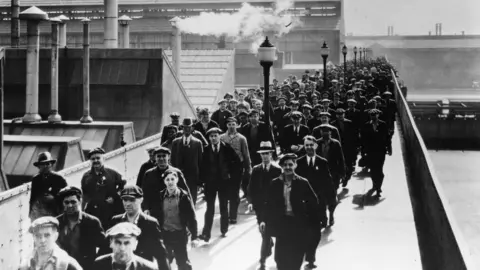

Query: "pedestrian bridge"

xmin=0 ymin=72 xmax=476 ymax=270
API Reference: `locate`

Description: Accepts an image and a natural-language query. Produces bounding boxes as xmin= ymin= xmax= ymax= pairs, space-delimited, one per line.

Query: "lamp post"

xmin=363 ymin=47 xmax=367 ymax=61
xmin=359 ymin=47 xmax=363 ymax=66
xmin=80 ymin=18 xmax=93 ymax=123
xmin=257 ymin=37 xmax=277 ymax=129
xmin=353 ymin=46 xmax=358 ymax=68
xmin=320 ymin=41 xmax=330 ymax=92
xmin=342 ymin=45 xmax=347 ymax=82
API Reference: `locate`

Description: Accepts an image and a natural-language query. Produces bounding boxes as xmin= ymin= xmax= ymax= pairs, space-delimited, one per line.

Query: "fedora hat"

xmin=257 ymin=141 xmax=275 ymax=153
xmin=181 ymin=117 xmax=194 ymax=126
xmin=33 ymin=152 xmax=57 ymax=167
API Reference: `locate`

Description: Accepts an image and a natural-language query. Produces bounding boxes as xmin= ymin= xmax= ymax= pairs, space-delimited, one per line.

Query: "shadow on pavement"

xmin=319 ymin=227 xmax=335 ymax=248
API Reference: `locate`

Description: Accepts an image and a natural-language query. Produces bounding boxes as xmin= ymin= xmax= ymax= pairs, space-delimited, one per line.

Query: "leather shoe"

xmin=198 ymin=234 xmax=210 ymax=243
xmin=229 ymin=219 xmax=237 ymax=224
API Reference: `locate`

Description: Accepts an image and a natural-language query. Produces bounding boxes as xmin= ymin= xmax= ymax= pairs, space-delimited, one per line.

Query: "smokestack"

xmin=435 ymin=23 xmax=439 ymax=35
xmin=48 ymin=17 xmax=62 ymax=123
xmin=104 ymin=0 xmax=118 ymax=48
xmin=11 ymin=0 xmax=20 ymax=48
xmin=56 ymin=15 xmax=69 ymax=47
xmin=20 ymin=7 xmax=48 ymax=123
xmin=118 ymin=15 xmax=132 ymax=48
xmin=391 ymin=26 xmax=394 ymax=36
xmin=170 ymin=17 xmax=181 ymax=78
xmin=80 ymin=18 xmax=93 ymax=123
xmin=439 ymin=23 xmax=442 ymax=36
xmin=429 ymin=31 xmax=431 ymax=36
xmin=462 ymin=31 xmax=465 ymax=36
xmin=218 ymin=35 xmax=226 ymax=49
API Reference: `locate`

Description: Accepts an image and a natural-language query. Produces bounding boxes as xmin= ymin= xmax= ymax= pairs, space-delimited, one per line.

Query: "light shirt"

xmin=262 ymin=163 xmax=271 ymax=171
xmin=212 ymin=143 xmax=220 ymax=153
xmin=122 ymin=212 xmax=140 ymax=225
xmin=183 ymin=135 xmax=191 ymax=146
xmin=163 ymin=188 xmax=182 ymax=232
xmin=284 ymin=180 xmax=294 ymax=216
xmin=307 ymin=156 xmax=315 ymax=167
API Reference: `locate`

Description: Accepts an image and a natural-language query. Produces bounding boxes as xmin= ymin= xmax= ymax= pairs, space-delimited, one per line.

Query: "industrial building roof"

xmin=164 ymin=49 xmax=235 ymax=109
xmin=0 ymin=0 xmax=337 ymax=7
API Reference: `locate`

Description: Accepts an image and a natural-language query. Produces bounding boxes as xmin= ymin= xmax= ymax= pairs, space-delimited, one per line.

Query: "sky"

xmin=344 ymin=0 xmax=480 ymax=36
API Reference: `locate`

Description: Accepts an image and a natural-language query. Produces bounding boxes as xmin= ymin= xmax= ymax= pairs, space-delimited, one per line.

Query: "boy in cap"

xmin=110 ymin=185 xmax=170 ymax=270
xmin=29 ymin=151 xmax=68 ymax=220
xmin=211 ymin=99 xmax=234 ymax=132
xmin=57 ymin=186 xmax=107 ymax=269
xmin=81 ymin=147 xmax=126 ymax=229
xmin=136 ymin=146 xmax=159 ymax=187
xmin=259 ymin=153 xmax=320 ymax=270
xmin=93 ymin=222 xmax=157 ymax=270
xmin=20 ymin=217 xmax=82 ymax=270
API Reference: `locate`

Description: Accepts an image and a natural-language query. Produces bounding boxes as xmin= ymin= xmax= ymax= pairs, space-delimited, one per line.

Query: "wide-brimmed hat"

xmin=182 ymin=117 xmax=194 ymax=126
xmin=257 ymin=141 xmax=275 ymax=153
xmin=33 ymin=152 xmax=57 ymax=167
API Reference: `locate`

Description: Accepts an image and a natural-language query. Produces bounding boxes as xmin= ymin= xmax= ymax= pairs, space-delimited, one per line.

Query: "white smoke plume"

xmin=175 ymin=0 xmax=301 ymax=52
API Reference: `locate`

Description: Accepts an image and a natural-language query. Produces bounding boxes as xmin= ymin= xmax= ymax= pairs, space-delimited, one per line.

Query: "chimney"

xmin=462 ymin=31 xmax=465 ymax=36
xmin=11 ymin=0 xmax=20 ymax=48
xmin=56 ymin=15 xmax=69 ymax=47
xmin=48 ymin=17 xmax=62 ymax=123
xmin=439 ymin=23 xmax=442 ymax=35
xmin=118 ymin=15 xmax=132 ymax=48
xmin=80 ymin=18 xmax=93 ymax=123
xmin=429 ymin=31 xmax=431 ymax=36
xmin=435 ymin=23 xmax=438 ymax=35
xmin=104 ymin=0 xmax=118 ymax=48
xmin=20 ymin=6 xmax=48 ymax=123
xmin=169 ymin=16 xmax=181 ymax=78
xmin=391 ymin=26 xmax=394 ymax=36
xmin=218 ymin=35 xmax=226 ymax=49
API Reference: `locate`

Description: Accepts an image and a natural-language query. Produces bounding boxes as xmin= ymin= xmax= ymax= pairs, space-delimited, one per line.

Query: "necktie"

xmin=214 ymin=145 xmax=218 ymax=153
xmin=112 ymin=263 xmax=127 ymax=270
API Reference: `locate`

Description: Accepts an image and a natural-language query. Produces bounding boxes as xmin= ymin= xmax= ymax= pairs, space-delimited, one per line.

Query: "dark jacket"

xmin=361 ymin=120 xmax=392 ymax=154
xmin=240 ymin=121 xmax=276 ymax=166
xmin=157 ymin=188 xmax=198 ymax=240
xmin=56 ymin=212 xmax=106 ymax=270
xmin=247 ymin=163 xmax=282 ymax=223
xmin=312 ymin=124 xmax=341 ymax=143
xmin=142 ymin=166 xmax=191 ymax=212
xmin=331 ymin=118 xmax=359 ymax=149
xmin=273 ymin=106 xmax=291 ymax=134
xmin=29 ymin=171 xmax=67 ymax=220
xmin=345 ymin=108 xmax=362 ymax=130
xmin=261 ymin=174 xmax=320 ymax=236
xmin=136 ymin=160 xmax=156 ymax=187
xmin=200 ymin=141 xmax=240 ymax=183
xmin=193 ymin=120 xmax=219 ymax=143
xmin=296 ymin=155 xmax=336 ymax=208
xmin=316 ymin=138 xmax=346 ymax=180
xmin=211 ymin=109 xmax=234 ymax=132
xmin=171 ymin=136 xmax=203 ymax=185
xmin=93 ymin=254 xmax=158 ymax=270
xmin=280 ymin=124 xmax=311 ymax=153
xmin=175 ymin=130 xmax=208 ymax=147
xmin=110 ymin=212 xmax=170 ymax=270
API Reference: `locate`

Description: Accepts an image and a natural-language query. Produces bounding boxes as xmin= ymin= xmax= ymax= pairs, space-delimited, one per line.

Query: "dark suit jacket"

xmin=171 ymin=136 xmax=203 ymax=185
xmin=136 ymin=160 xmax=156 ymax=187
xmin=260 ymin=174 xmax=320 ymax=236
xmin=316 ymin=138 xmax=346 ymax=179
xmin=312 ymin=124 xmax=341 ymax=143
xmin=56 ymin=212 xmax=106 ymax=270
xmin=247 ymin=163 xmax=282 ymax=223
xmin=345 ymin=108 xmax=362 ymax=130
xmin=200 ymin=141 xmax=240 ymax=184
xmin=280 ymin=124 xmax=310 ymax=153
xmin=361 ymin=120 xmax=392 ymax=154
xmin=175 ymin=130 xmax=208 ymax=147
xmin=211 ymin=109 xmax=234 ymax=131
xmin=331 ymin=118 xmax=359 ymax=150
xmin=296 ymin=155 xmax=336 ymax=208
xmin=29 ymin=171 xmax=67 ymax=219
xmin=110 ymin=213 xmax=169 ymax=270
xmin=194 ymin=120 xmax=219 ymax=142
xmin=273 ymin=106 xmax=291 ymax=133
xmin=240 ymin=122 xmax=275 ymax=166
xmin=142 ymin=166 xmax=191 ymax=212
xmin=157 ymin=188 xmax=198 ymax=240
xmin=93 ymin=254 xmax=158 ymax=270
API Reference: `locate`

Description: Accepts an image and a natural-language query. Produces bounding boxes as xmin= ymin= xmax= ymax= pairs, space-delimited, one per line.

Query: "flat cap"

xmin=277 ymin=96 xmax=288 ymax=102
xmin=382 ymin=91 xmax=392 ymax=96
xmin=225 ymin=117 xmax=237 ymax=124
xmin=58 ymin=186 xmax=82 ymax=200
xmin=88 ymin=147 xmax=105 ymax=159
xmin=237 ymin=103 xmax=248 ymax=109
xmin=169 ymin=112 xmax=180 ymax=119
xmin=319 ymin=112 xmax=332 ymax=117
xmin=248 ymin=88 xmax=256 ymax=92
xmin=302 ymin=104 xmax=312 ymax=110
xmin=146 ymin=145 xmax=159 ymax=153
xmin=347 ymin=99 xmax=357 ymax=103
xmin=237 ymin=111 xmax=248 ymax=117
xmin=224 ymin=92 xmax=234 ymax=99
xmin=218 ymin=99 xmax=228 ymax=105
xmin=154 ymin=146 xmax=171 ymax=155
xmin=336 ymin=108 xmax=346 ymax=114
xmin=290 ymin=100 xmax=299 ymax=105
xmin=321 ymin=98 xmax=331 ymax=103
xmin=318 ymin=124 xmax=333 ymax=130
xmin=299 ymin=93 xmax=307 ymax=98
xmin=279 ymin=153 xmax=298 ymax=165
xmin=121 ymin=185 xmax=143 ymax=198
xmin=331 ymin=79 xmax=338 ymax=83
xmin=248 ymin=109 xmax=260 ymax=116
xmin=369 ymin=108 xmax=382 ymax=115
xmin=346 ymin=90 xmax=355 ymax=95
xmin=206 ymin=127 xmax=223 ymax=137
xmin=106 ymin=222 xmax=142 ymax=238
xmin=229 ymin=99 xmax=239 ymax=104
xmin=290 ymin=111 xmax=303 ymax=119
xmin=29 ymin=217 xmax=59 ymax=234
xmin=164 ymin=125 xmax=178 ymax=132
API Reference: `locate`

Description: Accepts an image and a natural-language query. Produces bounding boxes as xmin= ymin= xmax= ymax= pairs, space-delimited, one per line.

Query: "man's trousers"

xmin=163 ymin=230 xmax=192 ymax=270
xmin=202 ymin=181 xmax=229 ymax=237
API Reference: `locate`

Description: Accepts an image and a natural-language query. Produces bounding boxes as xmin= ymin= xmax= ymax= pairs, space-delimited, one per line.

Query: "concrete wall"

xmin=373 ymin=48 xmax=480 ymax=90
xmin=392 ymin=71 xmax=475 ymax=269
xmin=216 ymin=51 xmax=236 ymax=105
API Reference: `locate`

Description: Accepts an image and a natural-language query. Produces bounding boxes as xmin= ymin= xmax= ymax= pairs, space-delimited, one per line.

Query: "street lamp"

xmin=359 ymin=47 xmax=363 ymax=65
xmin=320 ymin=41 xmax=330 ymax=92
xmin=257 ymin=36 xmax=277 ymax=129
xmin=363 ymin=47 xmax=367 ymax=61
xmin=342 ymin=45 xmax=347 ymax=83
xmin=353 ymin=46 xmax=358 ymax=68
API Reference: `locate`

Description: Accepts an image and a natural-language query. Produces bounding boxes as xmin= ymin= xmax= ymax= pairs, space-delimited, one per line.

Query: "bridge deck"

xmin=177 ymin=128 xmax=422 ymax=270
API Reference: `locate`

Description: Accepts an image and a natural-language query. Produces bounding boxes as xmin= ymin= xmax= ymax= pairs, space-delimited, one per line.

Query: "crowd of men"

xmin=25 ymin=57 xmax=398 ymax=270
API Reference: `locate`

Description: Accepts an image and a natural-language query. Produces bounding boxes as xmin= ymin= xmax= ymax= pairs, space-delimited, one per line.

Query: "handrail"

xmin=392 ymin=69 xmax=476 ymax=269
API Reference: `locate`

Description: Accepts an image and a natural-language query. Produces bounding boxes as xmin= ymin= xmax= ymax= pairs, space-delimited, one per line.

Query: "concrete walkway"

xmin=171 ymin=128 xmax=422 ymax=270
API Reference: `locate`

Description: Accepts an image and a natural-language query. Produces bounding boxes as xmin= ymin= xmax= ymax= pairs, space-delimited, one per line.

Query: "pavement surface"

xmin=408 ymin=88 xmax=480 ymax=101
xmin=428 ymin=150 xmax=480 ymax=269
xmin=170 ymin=129 xmax=422 ymax=270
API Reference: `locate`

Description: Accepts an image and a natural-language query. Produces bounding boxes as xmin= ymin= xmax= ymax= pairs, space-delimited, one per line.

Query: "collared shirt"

xmin=26 ymin=245 xmax=69 ymax=270
xmin=293 ymin=125 xmax=300 ymax=134
xmin=262 ymin=163 xmax=271 ymax=172
xmin=163 ymin=189 xmax=182 ymax=232
xmin=112 ymin=258 xmax=133 ymax=270
xmin=283 ymin=180 xmax=294 ymax=216
xmin=121 ymin=212 xmax=140 ymax=225
xmin=211 ymin=143 xmax=220 ymax=153
xmin=58 ymin=213 xmax=83 ymax=260
xmin=307 ymin=156 xmax=316 ymax=167
xmin=220 ymin=132 xmax=250 ymax=166
xmin=183 ymin=135 xmax=191 ymax=146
